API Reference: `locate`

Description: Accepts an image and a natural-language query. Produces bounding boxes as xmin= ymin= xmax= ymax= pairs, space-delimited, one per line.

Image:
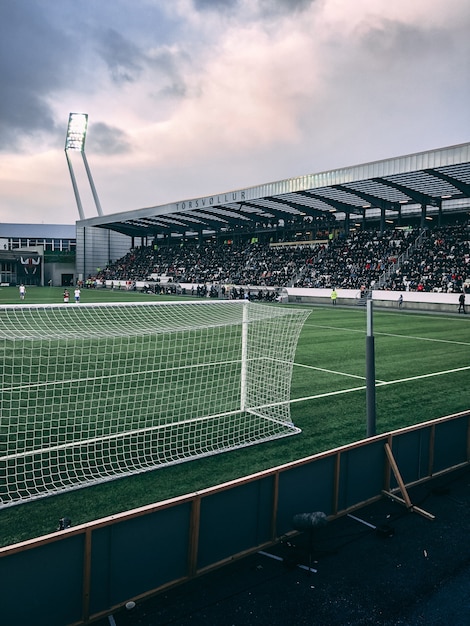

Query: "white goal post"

xmin=0 ymin=300 xmax=309 ymax=507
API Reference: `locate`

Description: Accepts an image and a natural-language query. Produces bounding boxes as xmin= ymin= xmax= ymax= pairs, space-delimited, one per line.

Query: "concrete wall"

xmin=76 ymin=226 xmax=132 ymax=281
xmin=44 ymin=262 xmax=76 ymax=287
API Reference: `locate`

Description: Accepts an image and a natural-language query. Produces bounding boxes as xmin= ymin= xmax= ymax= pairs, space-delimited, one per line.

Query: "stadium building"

xmin=0 ymin=223 xmax=76 ymax=287
xmin=2 ymin=141 xmax=469 ymax=292
xmin=74 ymin=141 xmax=470 ymax=283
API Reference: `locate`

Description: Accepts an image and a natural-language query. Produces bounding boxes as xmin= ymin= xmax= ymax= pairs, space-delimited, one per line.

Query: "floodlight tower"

xmin=64 ymin=113 xmax=104 ymax=219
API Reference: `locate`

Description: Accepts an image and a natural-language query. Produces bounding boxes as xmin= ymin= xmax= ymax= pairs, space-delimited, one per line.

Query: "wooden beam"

xmin=381 ymin=490 xmax=435 ymax=520
xmin=384 ymin=443 xmax=435 ymax=520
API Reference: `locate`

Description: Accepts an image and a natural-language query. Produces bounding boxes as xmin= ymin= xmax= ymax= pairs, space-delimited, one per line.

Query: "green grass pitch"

xmin=0 ymin=286 xmax=468 ymax=546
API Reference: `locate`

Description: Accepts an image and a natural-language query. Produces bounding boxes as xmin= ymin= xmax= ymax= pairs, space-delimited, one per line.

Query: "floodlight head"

xmin=65 ymin=113 xmax=88 ymax=151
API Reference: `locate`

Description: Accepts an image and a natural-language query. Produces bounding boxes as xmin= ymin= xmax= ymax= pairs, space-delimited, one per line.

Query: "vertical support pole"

xmin=240 ymin=301 xmax=248 ymax=412
xmin=271 ymin=472 xmax=280 ymax=541
xmin=82 ymin=151 xmax=104 ymax=216
xmin=428 ymin=424 xmax=436 ymax=477
xmin=82 ymin=528 xmax=92 ymax=622
xmin=188 ymin=496 xmax=201 ymax=577
xmin=467 ymin=414 xmax=470 ymax=462
xmin=420 ymin=203 xmax=426 ymax=228
xmin=332 ymin=451 xmax=341 ymax=515
xmin=65 ymin=151 xmax=85 ymax=221
xmin=81 ymin=227 xmax=86 ymax=284
xmin=366 ymin=299 xmax=376 ymax=437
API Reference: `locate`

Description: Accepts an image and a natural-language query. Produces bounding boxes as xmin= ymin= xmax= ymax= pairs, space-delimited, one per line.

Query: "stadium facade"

xmin=0 ymin=223 xmax=75 ymax=286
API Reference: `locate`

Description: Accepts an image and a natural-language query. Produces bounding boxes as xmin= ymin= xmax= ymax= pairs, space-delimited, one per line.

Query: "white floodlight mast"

xmin=65 ymin=150 xmax=85 ymax=221
xmin=64 ymin=113 xmax=104 ymax=218
xmin=65 ymin=113 xmax=87 ymax=220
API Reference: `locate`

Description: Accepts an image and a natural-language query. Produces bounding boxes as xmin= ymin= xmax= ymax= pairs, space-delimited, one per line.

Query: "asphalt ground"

xmin=94 ymin=465 xmax=470 ymax=626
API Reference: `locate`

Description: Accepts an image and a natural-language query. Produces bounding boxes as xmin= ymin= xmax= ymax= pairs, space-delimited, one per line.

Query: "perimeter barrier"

xmin=0 ymin=411 xmax=469 ymax=626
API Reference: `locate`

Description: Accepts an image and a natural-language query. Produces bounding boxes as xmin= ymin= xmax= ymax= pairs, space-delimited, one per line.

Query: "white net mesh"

xmin=0 ymin=300 xmax=309 ymax=506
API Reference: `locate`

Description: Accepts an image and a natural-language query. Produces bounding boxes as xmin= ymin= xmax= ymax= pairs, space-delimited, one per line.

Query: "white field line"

xmin=303 ymin=322 xmax=470 ymax=347
xmin=303 ymin=323 xmax=364 ymax=334
xmin=1 ymin=358 xmax=242 ymax=392
xmin=294 ymin=362 xmax=385 ymax=383
xmin=371 ymin=311 xmax=470 ymax=323
xmin=291 ymin=365 xmax=470 ymax=404
xmin=290 ymin=386 xmax=366 ymax=403
xmin=373 ymin=332 xmax=470 ymax=346
xmin=374 ymin=365 xmax=470 ymax=387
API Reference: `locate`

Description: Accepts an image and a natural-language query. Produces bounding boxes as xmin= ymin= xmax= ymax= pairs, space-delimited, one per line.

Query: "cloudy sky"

xmin=1 ymin=0 xmax=469 ymax=225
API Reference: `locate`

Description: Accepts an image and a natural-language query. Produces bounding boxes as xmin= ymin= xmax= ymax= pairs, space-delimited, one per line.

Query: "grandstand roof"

xmin=78 ymin=142 xmax=470 ymax=238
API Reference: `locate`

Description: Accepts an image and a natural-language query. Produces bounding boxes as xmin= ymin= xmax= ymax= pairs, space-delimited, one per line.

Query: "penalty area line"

xmin=294 ymin=361 xmax=386 ymax=383
xmin=375 ymin=331 xmax=470 ymax=347
xmin=290 ymin=385 xmax=367 ymax=404
xmin=375 ymin=365 xmax=470 ymax=388
xmin=291 ymin=365 xmax=470 ymax=404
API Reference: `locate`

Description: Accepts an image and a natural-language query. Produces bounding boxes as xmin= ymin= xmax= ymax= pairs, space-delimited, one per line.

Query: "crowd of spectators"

xmin=295 ymin=228 xmax=417 ymax=289
xmin=384 ymin=224 xmax=469 ymax=293
xmin=96 ymin=219 xmax=469 ymax=294
xmin=97 ymin=240 xmax=309 ymax=287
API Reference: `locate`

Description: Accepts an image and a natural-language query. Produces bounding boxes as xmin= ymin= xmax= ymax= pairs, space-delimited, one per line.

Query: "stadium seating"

xmin=95 ymin=220 xmax=469 ymax=294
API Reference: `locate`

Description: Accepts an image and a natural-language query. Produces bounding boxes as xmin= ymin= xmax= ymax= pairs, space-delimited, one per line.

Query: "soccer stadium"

xmin=0 ymin=137 xmax=469 ymax=626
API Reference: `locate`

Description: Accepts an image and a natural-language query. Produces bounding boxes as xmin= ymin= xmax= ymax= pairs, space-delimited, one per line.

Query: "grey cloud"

xmin=0 ymin=86 xmax=57 ymax=151
xmin=193 ymin=0 xmax=314 ymax=14
xmin=159 ymin=82 xmax=188 ymax=99
xmin=0 ymin=2 xmax=73 ymax=149
xmin=352 ymin=16 xmax=470 ymax=97
xmin=87 ymin=122 xmax=133 ymax=155
xmin=147 ymin=48 xmax=190 ymax=101
xmin=359 ymin=18 xmax=443 ymax=60
xmin=258 ymin=0 xmax=315 ymax=16
xmin=193 ymin=0 xmax=239 ymax=11
xmin=95 ymin=28 xmax=144 ymax=83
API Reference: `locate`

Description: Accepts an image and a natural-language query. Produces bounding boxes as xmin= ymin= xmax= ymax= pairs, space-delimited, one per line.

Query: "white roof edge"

xmin=77 ymin=142 xmax=470 ymax=228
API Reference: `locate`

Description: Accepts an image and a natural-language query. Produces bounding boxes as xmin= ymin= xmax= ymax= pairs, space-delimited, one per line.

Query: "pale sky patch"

xmin=0 ymin=0 xmax=468 ymax=223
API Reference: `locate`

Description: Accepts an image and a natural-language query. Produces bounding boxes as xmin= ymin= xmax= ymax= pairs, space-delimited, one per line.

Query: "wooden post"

xmin=383 ymin=443 xmax=435 ymax=520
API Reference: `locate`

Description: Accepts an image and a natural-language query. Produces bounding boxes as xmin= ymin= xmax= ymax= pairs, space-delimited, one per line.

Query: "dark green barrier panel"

xmin=433 ymin=415 xmax=469 ymax=473
xmin=337 ymin=440 xmax=385 ymax=512
xmin=0 ymin=534 xmax=84 ymax=626
xmin=197 ymin=477 xmax=274 ymax=569
xmin=1 ymin=414 xmax=468 ymax=626
xmin=276 ymin=455 xmax=336 ymax=535
xmin=389 ymin=427 xmax=432 ymax=488
xmin=89 ymin=503 xmax=192 ymax=614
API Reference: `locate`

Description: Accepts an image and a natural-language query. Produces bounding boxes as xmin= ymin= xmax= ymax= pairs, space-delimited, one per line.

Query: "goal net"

xmin=0 ymin=300 xmax=309 ymax=507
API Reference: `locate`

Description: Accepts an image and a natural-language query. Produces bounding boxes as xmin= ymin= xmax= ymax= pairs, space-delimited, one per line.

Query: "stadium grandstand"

xmin=71 ymin=141 xmax=470 ymax=308
xmin=1 ymin=142 xmax=469 ymax=307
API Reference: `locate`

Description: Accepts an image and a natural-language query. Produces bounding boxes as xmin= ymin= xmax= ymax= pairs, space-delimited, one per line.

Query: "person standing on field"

xmin=74 ymin=287 xmax=81 ymax=303
xmin=19 ymin=284 xmax=26 ymax=300
xmin=330 ymin=288 xmax=338 ymax=306
xmin=458 ymin=292 xmax=466 ymax=314
xmin=63 ymin=289 xmax=70 ymax=303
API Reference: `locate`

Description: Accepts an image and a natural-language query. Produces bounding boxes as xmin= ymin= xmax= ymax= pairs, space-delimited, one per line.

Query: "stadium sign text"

xmin=175 ymin=191 xmax=246 ymax=211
